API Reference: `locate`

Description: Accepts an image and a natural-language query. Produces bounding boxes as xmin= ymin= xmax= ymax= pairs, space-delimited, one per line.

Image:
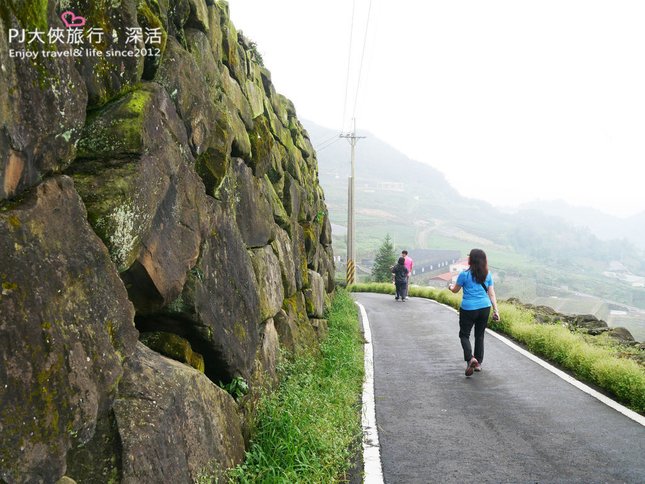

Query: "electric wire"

xmin=352 ymin=0 xmax=373 ymax=121
xmin=313 ymin=133 xmax=341 ymax=149
xmin=316 ymin=137 xmax=341 ymax=153
xmin=341 ymin=0 xmax=357 ymax=133
xmin=316 ymin=136 xmax=342 ymax=151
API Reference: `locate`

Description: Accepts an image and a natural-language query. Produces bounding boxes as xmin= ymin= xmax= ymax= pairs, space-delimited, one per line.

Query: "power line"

xmin=341 ymin=0 xmax=357 ymax=133
xmin=317 ymin=137 xmax=339 ymax=150
xmin=316 ymin=137 xmax=342 ymax=153
xmin=313 ymin=133 xmax=340 ymax=149
xmin=352 ymin=0 xmax=373 ymax=120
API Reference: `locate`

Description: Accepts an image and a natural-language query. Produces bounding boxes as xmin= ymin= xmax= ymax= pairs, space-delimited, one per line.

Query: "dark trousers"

xmin=459 ymin=307 xmax=490 ymax=362
xmin=395 ymin=281 xmax=407 ymax=299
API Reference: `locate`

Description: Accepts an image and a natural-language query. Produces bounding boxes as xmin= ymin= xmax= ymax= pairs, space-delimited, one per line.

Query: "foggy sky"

xmin=228 ymin=0 xmax=645 ymax=218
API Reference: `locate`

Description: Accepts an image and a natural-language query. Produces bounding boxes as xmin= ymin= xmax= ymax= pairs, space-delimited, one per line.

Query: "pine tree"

xmin=371 ymin=234 xmax=397 ymax=282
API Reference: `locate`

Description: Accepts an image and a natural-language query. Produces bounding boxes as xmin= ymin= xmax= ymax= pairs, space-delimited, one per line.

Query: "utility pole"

xmin=340 ymin=118 xmax=365 ymax=285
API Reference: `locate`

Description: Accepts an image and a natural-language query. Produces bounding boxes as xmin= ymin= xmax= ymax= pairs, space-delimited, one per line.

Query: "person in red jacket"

xmin=401 ymin=250 xmax=413 ymax=300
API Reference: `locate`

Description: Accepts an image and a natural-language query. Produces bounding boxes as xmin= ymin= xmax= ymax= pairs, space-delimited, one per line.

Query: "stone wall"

xmin=0 ymin=1 xmax=334 ymax=482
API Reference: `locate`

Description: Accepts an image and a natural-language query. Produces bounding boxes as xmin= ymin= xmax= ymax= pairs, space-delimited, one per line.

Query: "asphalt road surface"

xmin=353 ymin=293 xmax=645 ymax=484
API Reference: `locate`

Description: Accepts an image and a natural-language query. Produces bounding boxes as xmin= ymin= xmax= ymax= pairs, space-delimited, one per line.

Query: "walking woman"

xmin=391 ymin=257 xmax=409 ymax=302
xmin=448 ymin=249 xmax=500 ymax=376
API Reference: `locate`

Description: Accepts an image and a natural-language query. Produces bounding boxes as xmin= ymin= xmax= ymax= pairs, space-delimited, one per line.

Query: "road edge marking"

xmin=425 ymin=298 xmax=645 ymax=427
xmin=486 ymin=328 xmax=645 ymax=426
xmin=356 ymin=301 xmax=385 ymax=484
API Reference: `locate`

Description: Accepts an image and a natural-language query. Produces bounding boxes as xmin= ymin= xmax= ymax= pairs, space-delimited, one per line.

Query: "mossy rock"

xmin=138 ymin=2 xmax=169 ymax=80
xmin=232 ymin=159 xmax=273 ymax=248
xmin=140 ymin=332 xmax=205 ymax=372
xmin=292 ymin=223 xmax=309 ymax=290
xmin=155 ymin=36 xmax=216 ymax=156
xmin=0 ymin=2 xmax=87 ymax=201
xmin=186 ymin=28 xmax=220 ymax=98
xmin=72 ymin=83 xmax=208 ymax=311
xmin=248 ymin=245 xmax=284 ymax=322
xmin=186 ymin=0 xmax=209 ymax=32
xmin=219 ymin=63 xmax=253 ymax=129
xmin=245 ymin=79 xmax=265 ymax=118
xmin=195 ymin=146 xmax=230 ymax=196
xmin=68 ymin=160 xmax=142 ymax=271
xmin=159 ymin=198 xmax=262 ymax=386
xmin=266 ymin=143 xmax=286 ymax=189
xmin=264 ymin=176 xmax=290 ymax=232
xmin=303 ymin=270 xmax=325 ymax=318
xmin=68 ymin=0 xmax=145 ymax=107
xmin=76 ymin=89 xmax=154 ymax=159
xmin=113 ymin=343 xmax=245 ymax=482
xmin=301 ymin=221 xmax=320 ymax=266
xmin=220 ymin=17 xmax=246 ymax=84
xmin=0 ymin=177 xmax=138 ymax=480
xmin=248 ymin=116 xmax=275 ymax=178
xmin=275 ymin=292 xmax=317 ymax=354
xmin=206 ymin=3 xmax=224 ymax=61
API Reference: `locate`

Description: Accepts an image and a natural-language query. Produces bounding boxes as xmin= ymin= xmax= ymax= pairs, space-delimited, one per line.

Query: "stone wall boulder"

xmin=69 ymin=83 xmax=209 ymax=313
xmin=0 ymin=177 xmax=138 ymax=481
xmin=271 ymin=227 xmax=298 ymax=298
xmin=113 ymin=343 xmax=244 ymax=482
xmin=304 ymin=269 xmax=326 ymax=318
xmin=274 ymin=293 xmax=318 ymax=355
xmin=69 ymin=0 xmax=146 ymax=107
xmin=140 ymin=332 xmax=205 ymax=373
xmin=156 ymin=36 xmax=215 ymax=156
xmin=232 ymin=158 xmax=274 ymax=248
xmin=0 ymin=0 xmax=335 ymax=481
xmin=249 ymin=245 xmax=285 ymax=322
xmin=147 ymin=198 xmax=262 ymax=385
xmin=255 ymin=318 xmax=280 ymax=385
xmin=0 ymin=5 xmax=87 ymax=201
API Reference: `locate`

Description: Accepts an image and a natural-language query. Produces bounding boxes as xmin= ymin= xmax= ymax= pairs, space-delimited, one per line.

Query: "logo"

xmin=7 ymin=10 xmax=162 ymax=60
xmin=60 ymin=11 xmax=86 ymax=29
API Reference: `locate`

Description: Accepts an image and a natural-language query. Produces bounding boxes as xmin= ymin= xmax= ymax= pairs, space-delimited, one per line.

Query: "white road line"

xmin=356 ymin=301 xmax=385 ymax=484
xmin=425 ymin=298 xmax=645 ymax=427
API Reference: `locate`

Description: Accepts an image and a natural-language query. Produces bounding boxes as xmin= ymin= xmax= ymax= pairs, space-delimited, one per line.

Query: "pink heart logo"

xmin=60 ymin=11 xmax=86 ymax=28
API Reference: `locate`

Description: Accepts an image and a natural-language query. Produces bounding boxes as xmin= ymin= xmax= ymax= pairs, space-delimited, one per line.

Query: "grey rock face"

xmin=113 ymin=343 xmax=245 ymax=482
xmin=0 ymin=0 xmax=334 ymax=481
xmin=0 ymin=177 xmax=138 ymax=481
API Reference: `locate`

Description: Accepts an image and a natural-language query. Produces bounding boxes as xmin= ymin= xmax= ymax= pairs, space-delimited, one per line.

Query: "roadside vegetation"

xmin=370 ymin=234 xmax=397 ymax=282
xmin=350 ymin=283 xmax=645 ymax=414
xmin=227 ymin=289 xmax=364 ymax=483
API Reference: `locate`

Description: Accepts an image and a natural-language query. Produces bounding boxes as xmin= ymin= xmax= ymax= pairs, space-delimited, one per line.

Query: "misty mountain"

xmin=304 ymin=119 xmax=643 ymax=267
xmin=306 ymin=120 xmax=459 ymax=199
xmin=304 ymin=119 xmax=645 ymax=319
xmin=517 ymin=200 xmax=645 ymax=250
xmin=304 ymin=119 xmax=510 ymax=244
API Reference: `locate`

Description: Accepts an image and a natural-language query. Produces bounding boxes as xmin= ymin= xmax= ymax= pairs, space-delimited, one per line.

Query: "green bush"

xmin=349 ymin=283 xmax=645 ymax=413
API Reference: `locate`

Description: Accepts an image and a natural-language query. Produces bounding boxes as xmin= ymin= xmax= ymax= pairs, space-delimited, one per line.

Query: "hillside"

xmin=306 ymin=120 xmax=510 ymax=255
xmin=305 ymin=120 xmax=645 ymax=340
xmin=518 ymin=200 xmax=645 ymax=250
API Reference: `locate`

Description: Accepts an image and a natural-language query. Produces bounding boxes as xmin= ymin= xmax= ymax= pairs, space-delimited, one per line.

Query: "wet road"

xmin=354 ymin=293 xmax=645 ymax=484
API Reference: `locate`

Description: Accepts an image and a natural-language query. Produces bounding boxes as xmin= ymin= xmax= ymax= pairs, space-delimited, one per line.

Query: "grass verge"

xmin=228 ymin=288 xmax=365 ymax=483
xmin=349 ymin=282 xmax=645 ymax=414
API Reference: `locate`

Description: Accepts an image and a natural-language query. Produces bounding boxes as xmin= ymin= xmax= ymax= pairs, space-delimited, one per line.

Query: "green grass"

xmin=349 ymin=283 xmax=645 ymax=414
xmin=227 ymin=289 xmax=364 ymax=483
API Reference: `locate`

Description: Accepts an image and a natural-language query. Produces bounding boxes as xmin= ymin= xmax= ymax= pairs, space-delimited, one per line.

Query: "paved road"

xmin=354 ymin=293 xmax=645 ymax=484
